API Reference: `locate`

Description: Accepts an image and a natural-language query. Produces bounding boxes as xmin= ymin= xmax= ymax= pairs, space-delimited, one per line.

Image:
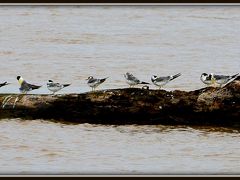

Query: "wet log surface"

xmin=0 ymin=78 xmax=240 ymax=127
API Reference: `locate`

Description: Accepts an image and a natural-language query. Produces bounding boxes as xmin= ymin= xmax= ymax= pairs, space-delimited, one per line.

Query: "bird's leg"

xmin=12 ymin=93 xmax=27 ymax=108
xmin=13 ymin=95 xmax=20 ymax=109
xmin=2 ymin=95 xmax=12 ymax=107
xmin=2 ymin=95 xmax=13 ymax=109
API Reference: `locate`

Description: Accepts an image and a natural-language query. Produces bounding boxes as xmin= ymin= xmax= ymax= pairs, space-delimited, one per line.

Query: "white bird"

xmin=200 ymin=73 xmax=239 ymax=87
xmin=124 ymin=72 xmax=149 ymax=88
xmin=151 ymin=73 xmax=181 ymax=89
xmin=86 ymin=76 xmax=108 ymax=91
xmin=47 ymin=80 xmax=71 ymax=95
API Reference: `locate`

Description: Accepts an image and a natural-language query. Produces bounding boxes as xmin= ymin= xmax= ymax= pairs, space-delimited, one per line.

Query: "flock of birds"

xmin=0 ymin=72 xmax=239 ymax=94
xmin=0 ymin=72 xmax=238 ymax=109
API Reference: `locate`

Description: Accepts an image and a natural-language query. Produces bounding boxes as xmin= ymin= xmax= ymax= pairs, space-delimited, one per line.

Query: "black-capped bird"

xmin=17 ymin=76 xmax=42 ymax=94
xmin=124 ymin=72 xmax=149 ymax=88
xmin=200 ymin=73 xmax=239 ymax=87
xmin=151 ymin=73 xmax=181 ymax=89
xmin=47 ymin=80 xmax=71 ymax=95
xmin=2 ymin=77 xmax=41 ymax=109
xmin=86 ymin=76 xmax=108 ymax=91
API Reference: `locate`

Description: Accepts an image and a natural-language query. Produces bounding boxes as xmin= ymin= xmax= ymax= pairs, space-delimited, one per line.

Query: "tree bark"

xmin=0 ymin=78 xmax=239 ymax=127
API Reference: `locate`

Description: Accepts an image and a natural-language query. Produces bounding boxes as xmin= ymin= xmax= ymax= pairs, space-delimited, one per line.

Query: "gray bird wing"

xmin=28 ymin=83 xmax=41 ymax=90
xmin=48 ymin=82 xmax=62 ymax=88
xmin=21 ymin=80 xmax=41 ymax=91
xmin=88 ymin=78 xmax=98 ymax=84
xmin=127 ymin=73 xmax=140 ymax=83
xmin=213 ymin=75 xmax=230 ymax=80
xmin=155 ymin=76 xmax=171 ymax=82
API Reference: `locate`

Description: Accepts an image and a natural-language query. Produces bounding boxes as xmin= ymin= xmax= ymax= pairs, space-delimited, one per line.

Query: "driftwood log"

xmin=0 ymin=78 xmax=239 ymax=127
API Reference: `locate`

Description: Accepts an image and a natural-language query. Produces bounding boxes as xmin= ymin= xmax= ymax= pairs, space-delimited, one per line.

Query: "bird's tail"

xmin=63 ymin=84 xmax=71 ymax=88
xmin=172 ymin=73 xmax=182 ymax=80
xmin=100 ymin=77 xmax=109 ymax=83
xmin=140 ymin=81 xmax=150 ymax=85
xmin=221 ymin=73 xmax=239 ymax=88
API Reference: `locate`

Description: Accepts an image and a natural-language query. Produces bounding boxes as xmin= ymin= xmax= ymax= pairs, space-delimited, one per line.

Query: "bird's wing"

xmin=29 ymin=84 xmax=41 ymax=89
xmin=48 ymin=82 xmax=62 ymax=88
xmin=127 ymin=73 xmax=140 ymax=83
xmin=213 ymin=75 xmax=229 ymax=80
xmin=88 ymin=78 xmax=98 ymax=83
xmin=155 ymin=76 xmax=170 ymax=82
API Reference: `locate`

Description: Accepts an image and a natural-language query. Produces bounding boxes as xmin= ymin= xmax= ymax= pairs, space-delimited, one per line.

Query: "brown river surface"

xmin=0 ymin=6 xmax=239 ymax=174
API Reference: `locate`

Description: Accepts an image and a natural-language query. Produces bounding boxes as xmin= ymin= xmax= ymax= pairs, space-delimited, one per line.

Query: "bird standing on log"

xmin=17 ymin=76 xmax=42 ymax=94
xmin=200 ymin=73 xmax=239 ymax=87
xmin=124 ymin=72 xmax=149 ymax=88
xmin=47 ymin=80 xmax=71 ymax=95
xmin=2 ymin=76 xmax=42 ymax=109
xmin=151 ymin=73 xmax=181 ymax=89
xmin=86 ymin=76 xmax=108 ymax=91
xmin=0 ymin=82 xmax=10 ymax=88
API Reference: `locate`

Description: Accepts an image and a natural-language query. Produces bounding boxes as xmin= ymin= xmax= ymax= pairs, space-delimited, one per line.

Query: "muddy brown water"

xmin=0 ymin=6 xmax=239 ymax=174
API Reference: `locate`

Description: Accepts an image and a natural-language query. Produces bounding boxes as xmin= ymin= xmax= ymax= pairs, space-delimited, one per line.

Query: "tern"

xmin=86 ymin=76 xmax=108 ymax=91
xmin=201 ymin=73 xmax=239 ymax=87
xmin=17 ymin=76 xmax=42 ymax=93
xmin=151 ymin=73 xmax=181 ymax=89
xmin=124 ymin=72 xmax=149 ymax=88
xmin=47 ymin=80 xmax=71 ymax=95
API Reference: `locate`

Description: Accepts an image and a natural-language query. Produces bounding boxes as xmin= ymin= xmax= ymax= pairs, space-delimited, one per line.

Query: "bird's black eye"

xmin=48 ymin=80 xmax=53 ymax=82
xmin=17 ymin=76 xmax=20 ymax=80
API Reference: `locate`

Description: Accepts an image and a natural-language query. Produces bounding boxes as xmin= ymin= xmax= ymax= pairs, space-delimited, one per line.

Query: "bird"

xmin=86 ymin=76 xmax=108 ymax=91
xmin=200 ymin=73 xmax=239 ymax=87
xmin=124 ymin=72 xmax=149 ymax=88
xmin=0 ymin=82 xmax=10 ymax=88
xmin=151 ymin=73 xmax=181 ymax=89
xmin=47 ymin=80 xmax=71 ymax=95
xmin=17 ymin=76 xmax=42 ymax=94
xmin=2 ymin=76 xmax=41 ymax=109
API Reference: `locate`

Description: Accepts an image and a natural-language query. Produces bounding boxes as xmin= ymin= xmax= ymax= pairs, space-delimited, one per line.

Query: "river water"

xmin=0 ymin=6 xmax=239 ymax=174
